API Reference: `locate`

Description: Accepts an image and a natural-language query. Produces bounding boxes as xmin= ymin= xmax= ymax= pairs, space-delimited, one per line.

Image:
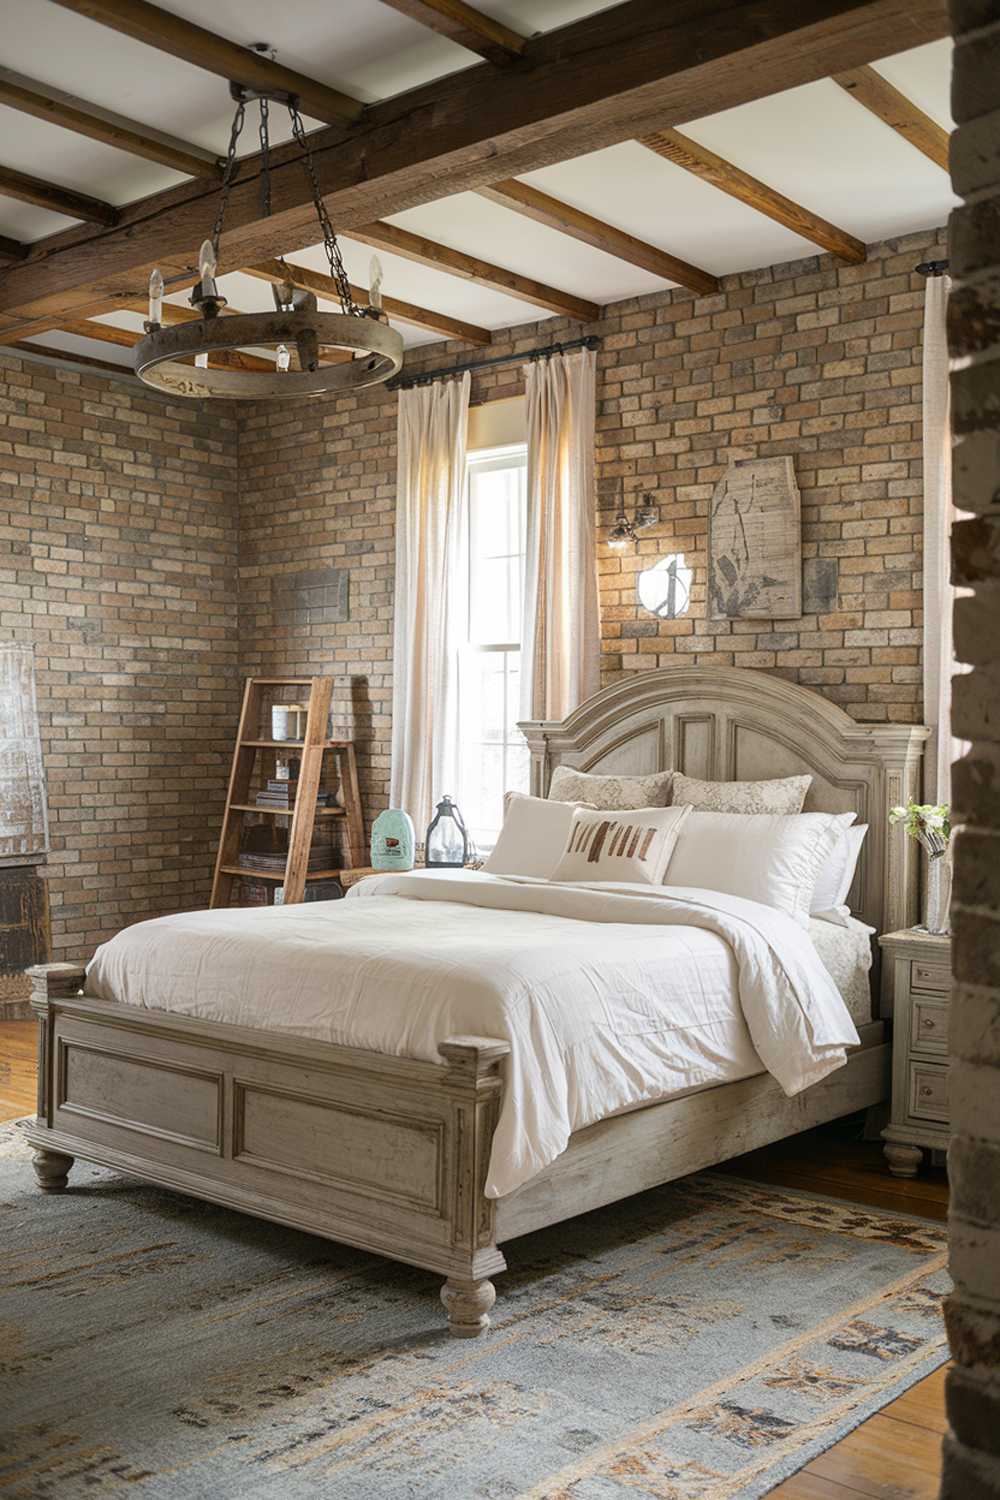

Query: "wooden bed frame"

xmin=25 ymin=666 xmax=929 ymax=1337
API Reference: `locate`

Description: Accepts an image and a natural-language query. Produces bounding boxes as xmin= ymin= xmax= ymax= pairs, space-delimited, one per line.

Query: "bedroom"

xmin=0 ymin=0 xmax=996 ymax=1496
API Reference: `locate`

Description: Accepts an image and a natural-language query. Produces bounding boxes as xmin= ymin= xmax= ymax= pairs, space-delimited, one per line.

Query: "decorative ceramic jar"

xmin=371 ymin=809 xmax=416 ymax=872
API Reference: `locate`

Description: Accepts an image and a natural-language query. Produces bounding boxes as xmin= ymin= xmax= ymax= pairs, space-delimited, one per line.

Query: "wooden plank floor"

xmin=0 ymin=1021 xmax=949 ymax=1496
xmin=0 ymin=1018 xmax=37 ymax=1122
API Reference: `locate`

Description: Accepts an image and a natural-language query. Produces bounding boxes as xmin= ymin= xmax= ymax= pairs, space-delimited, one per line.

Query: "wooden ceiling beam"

xmin=48 ymin=0 xmax=362 ymax=124
xmin=477 ymin=178 xmax=719 ymax=296
xmin=57 ymin=312 xmax=280 ymax=371
xmin=833 ymin=63 xmax=949 ymax=170
xmin=243 ymin=258 xmax=491 ymax=346
xmin=3 ymin=340 xmax=138 ymax=378
xmin=0 ymin=0 xmax=947 ymax=325
xmin=348 ymin=221 xmax=600 ymax=321
xmin=640 ymin=129 xmax=866 ymax=264
xmin=0 ymin=164 xmax=119 ymax=226
xmin=378 ymin=0 xmax=526 ymax=64
xmin=0 ymin=66 xmax=221 ymax=180
xmin=0 ymin=269 xmax=200 ymax=344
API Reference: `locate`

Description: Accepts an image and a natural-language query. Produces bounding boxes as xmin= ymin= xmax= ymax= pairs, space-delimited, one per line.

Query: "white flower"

xmin=924 ymin=811 xmax=945 ymax=829
xmin=890 ymin=806 xmax=908 ymax=819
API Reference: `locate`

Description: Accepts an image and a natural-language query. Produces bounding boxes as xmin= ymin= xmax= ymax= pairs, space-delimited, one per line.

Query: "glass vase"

xmin=923 ymin=853 xmax=952 ymax=935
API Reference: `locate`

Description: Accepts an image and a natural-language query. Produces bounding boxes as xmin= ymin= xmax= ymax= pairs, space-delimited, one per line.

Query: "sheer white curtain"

xmin=922 ymin=274 xmax=965 ymax=804
xmin=520 ymin=347 xmax=600 ymax=721
xmin=390 ymin=374 xmax=470 ymax=833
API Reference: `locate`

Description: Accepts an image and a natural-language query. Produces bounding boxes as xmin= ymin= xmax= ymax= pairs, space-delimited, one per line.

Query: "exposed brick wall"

xmin=237 ymin=227 xmax=945 ymax=838
xmin=0 ymin=352 xmax=239 ymax=962
xmin=0 ymin=227 xmax=948 ymax=955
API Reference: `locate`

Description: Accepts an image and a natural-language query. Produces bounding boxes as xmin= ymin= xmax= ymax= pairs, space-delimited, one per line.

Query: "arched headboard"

xmin=520 ymin=665 xmax=929 ymax=936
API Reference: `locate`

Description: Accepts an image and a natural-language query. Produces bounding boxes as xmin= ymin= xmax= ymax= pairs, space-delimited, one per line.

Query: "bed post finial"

xmin=27 ymin=963 xmax=87 ymax=1011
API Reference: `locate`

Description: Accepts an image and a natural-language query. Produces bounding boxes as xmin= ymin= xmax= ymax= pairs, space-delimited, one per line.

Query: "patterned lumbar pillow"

xmin=548 ymin=765 xmax=674 ymax=811
xmin=671 ymin=771 xmax=811 ymax=815
xmin=551 ymin=804 xmax=692 ymax=885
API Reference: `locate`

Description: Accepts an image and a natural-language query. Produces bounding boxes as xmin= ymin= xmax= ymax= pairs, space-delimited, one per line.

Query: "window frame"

xmin=458 ymin=440 xmax=529 ymax=847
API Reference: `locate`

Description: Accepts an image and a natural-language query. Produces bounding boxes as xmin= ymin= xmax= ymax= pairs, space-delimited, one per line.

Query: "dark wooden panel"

xmin=0 ymin=867 xmax=50 ymax=1015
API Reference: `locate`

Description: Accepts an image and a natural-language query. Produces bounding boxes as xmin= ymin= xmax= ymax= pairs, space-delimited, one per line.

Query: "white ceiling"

xmin=0 ymin=0 xmax=956 ymax=371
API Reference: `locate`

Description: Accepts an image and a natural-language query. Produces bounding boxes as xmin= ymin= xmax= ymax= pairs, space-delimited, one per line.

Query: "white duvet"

xmin=86 ymin=870 xmax=859 ymax=1198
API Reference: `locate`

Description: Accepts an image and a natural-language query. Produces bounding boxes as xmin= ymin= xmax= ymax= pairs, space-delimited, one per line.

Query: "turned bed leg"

xmin=32 ymin=1148 xmax=74 ymax=1192
xmin=884 ymin=1141 xmax=923 ymax=1178
xmin=441 ymin=1277 xmax=496 ymax=1338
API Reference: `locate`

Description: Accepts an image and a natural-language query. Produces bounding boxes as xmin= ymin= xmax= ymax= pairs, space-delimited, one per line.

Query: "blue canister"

xmin=370 ymin=809 xmax=416 ymax=872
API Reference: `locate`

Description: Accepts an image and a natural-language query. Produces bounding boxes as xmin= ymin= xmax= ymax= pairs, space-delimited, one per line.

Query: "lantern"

xmin=425 ymin=796 xmax=469 ymax=868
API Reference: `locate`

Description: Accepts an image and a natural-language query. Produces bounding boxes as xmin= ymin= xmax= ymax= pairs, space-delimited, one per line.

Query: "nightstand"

xmin=879 ymin=928 xmax=952 ymax=1177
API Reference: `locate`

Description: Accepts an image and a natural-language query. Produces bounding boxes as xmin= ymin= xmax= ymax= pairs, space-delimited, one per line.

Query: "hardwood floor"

xmin=0 ymin=1018 xmax=37 ymax=1122
xmin=1 ymin=1021 xmax=948 ymax=1497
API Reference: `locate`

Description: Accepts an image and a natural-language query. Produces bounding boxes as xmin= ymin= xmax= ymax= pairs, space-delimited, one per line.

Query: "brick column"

xmin=944 ymin=2 xmax=1000 ymax=1496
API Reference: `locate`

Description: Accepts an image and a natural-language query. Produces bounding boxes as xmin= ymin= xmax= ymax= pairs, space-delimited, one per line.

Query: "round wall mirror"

xmin=638 ymin=554 xmax=693 ymax=619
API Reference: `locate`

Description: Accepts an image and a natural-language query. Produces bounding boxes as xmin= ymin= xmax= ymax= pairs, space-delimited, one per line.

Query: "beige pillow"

xmin=672 ymin=772 xmax=811 ymax=815
xmin=551 ymin=805 xmax=692 ymax=885
xmin=548 ymin=765 xmax=674 ymax=811
xmin=486 ymin=793 xmax=593 ymax=880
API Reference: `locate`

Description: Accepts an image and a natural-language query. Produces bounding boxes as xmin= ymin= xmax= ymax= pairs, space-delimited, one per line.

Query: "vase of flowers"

xmin=888 ymin=802 xmax=952 ymax=934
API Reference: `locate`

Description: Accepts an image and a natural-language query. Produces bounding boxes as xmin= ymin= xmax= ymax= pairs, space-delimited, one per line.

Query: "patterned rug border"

xmin=735 ymin=1343 xmax=948 ymax=1500
xmin=699 ymin=1169 xmax=949 ymax=1233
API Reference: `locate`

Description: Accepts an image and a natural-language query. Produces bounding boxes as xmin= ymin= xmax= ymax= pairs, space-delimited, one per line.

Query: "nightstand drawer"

xmin=910 ymin=996 xmax=949 ymax=1056
xmin=910 ymin=959 xmax=951 ymax=994
xmin=908 ymin=1061 xmax=949 ymax=1124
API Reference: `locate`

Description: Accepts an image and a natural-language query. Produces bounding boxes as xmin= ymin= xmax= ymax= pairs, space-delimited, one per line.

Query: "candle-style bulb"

xmin=148 ymin=267 xmax=163 ymax=325
xmin=276 ymin=343 xmax=290 ymax=373
xmin=195 ymin=352 xmax=208 ymax=369
xmin=369 ymin=254 xmax=383 ymax=311
xmin=198 ymin=238 xmax=217 ymax=285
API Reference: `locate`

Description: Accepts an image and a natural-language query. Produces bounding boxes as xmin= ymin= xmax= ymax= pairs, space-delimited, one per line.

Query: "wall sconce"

xmin=607 ymin=493 xmax=659 ymax=549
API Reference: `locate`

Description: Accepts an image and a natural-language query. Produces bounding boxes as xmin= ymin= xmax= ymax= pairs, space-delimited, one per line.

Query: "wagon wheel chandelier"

xmin=135 ymin=85 xmax=403 ymax=399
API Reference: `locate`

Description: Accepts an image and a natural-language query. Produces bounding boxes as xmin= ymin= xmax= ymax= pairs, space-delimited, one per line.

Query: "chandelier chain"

xmin=288 ymin=102 xmax=356 ymax=316
xmin=258 ymin=97 xmax=272 ymax=222
xmin=209 ymin=98 xmax=247 ymax=261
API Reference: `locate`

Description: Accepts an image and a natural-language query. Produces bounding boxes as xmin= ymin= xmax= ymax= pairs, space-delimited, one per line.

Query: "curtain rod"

xmin=389 ymin=334 xmax=601 ymax=391
xmin=916 ymin=259 xmax=949 ymax=276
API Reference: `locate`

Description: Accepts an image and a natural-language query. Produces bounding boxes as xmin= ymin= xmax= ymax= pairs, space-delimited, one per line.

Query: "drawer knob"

xmin=920 ymin=1085 xmax=934 ymax=1097
xmin=922 ymin=1019 xmax=936 ymax=1031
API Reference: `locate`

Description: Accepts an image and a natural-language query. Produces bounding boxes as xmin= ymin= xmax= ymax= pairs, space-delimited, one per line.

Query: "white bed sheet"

xmin=86 ymin=870 xmax=859 ymax=1198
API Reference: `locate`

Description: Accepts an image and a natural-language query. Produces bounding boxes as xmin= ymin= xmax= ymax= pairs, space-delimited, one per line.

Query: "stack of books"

xmin=237 ymin=843 xmax=334 ymax=874
xmin=255 ymin=778 xmax=333 ymax=811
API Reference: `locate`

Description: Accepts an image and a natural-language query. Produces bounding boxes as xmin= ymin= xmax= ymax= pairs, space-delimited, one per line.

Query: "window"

xmin=458 ymin=443 xmax=530 ymax=847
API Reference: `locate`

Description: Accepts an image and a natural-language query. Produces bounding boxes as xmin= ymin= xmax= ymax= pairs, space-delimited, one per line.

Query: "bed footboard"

xmin=25 ymin=964 xmax=509 ymax=1337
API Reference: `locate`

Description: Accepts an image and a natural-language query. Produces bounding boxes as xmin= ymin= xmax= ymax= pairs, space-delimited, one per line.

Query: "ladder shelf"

xmin=210 ymin=675 xmax=365 ymax=908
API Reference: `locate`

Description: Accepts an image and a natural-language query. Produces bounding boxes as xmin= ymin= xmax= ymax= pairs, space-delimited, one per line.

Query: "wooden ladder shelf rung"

xmin=210 ymin=675 xmax=366 ymax=909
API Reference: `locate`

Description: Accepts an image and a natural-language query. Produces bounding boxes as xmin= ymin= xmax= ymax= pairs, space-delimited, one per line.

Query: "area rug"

xmin=0 ymin=1119 xmax=948 ymax=1499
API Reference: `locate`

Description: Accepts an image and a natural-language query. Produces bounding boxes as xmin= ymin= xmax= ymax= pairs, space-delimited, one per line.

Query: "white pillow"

xmin=811 ymin=824 xmax=868 ymax=923
xmin=672 ymin=771 xmax=811 ymax=815
xmin=664 ymin=810 xmax=857 ymax=925
xmin=484 ymin=793 xmax=589 ymax=880
xmin=551 ymin=805 xmax=692 ymax=886
xmin=548 ymin=765 xmax=674 ymax=810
